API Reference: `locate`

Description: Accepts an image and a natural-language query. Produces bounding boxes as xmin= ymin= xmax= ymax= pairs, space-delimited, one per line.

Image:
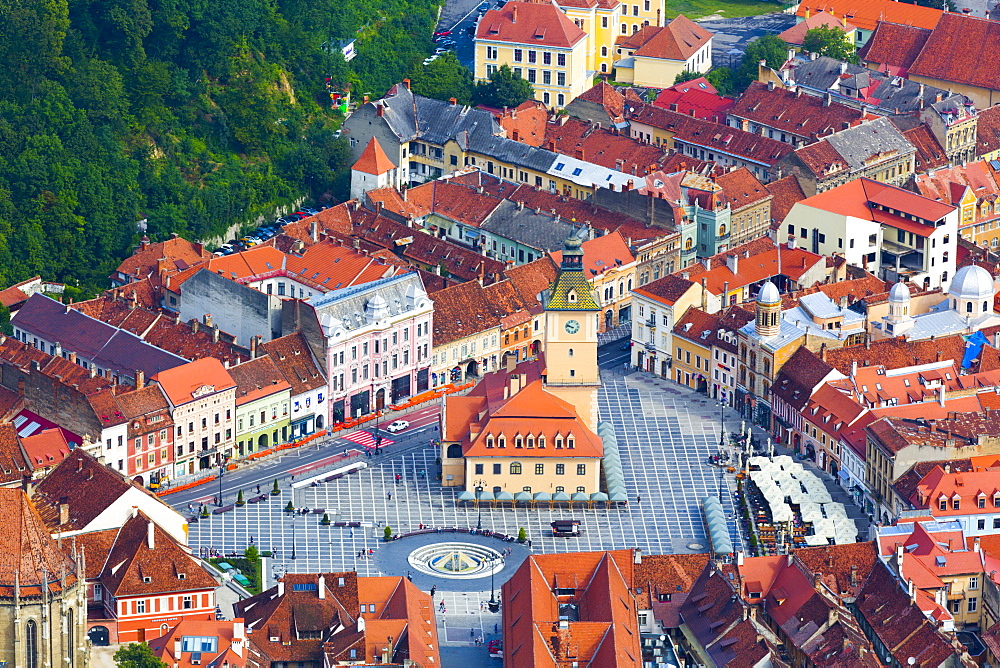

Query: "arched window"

xmin=26 ymin=620 xmax=38 ymax=668
xmin=968 ymin=301 xmax=974 ymax=313
xmin=628 ymin=278 xmax=632 ymax=290
xmin=986 ymin=301 xmax=990 ymax=312
xmin=619 ymin=281 xmax=624 ymax=296
xmin=67 ymin=610 xmax=76 ymax=668
xmin=510 ymin=462 xmax=522 ymax=474
xmin=447 ymin=443 xmax=462 ymax=458
xmin=601 ymin=46 xmax=608 ymax=56
xmin=719 ymin=224 xmax=727 ymax=236
xmin=569 ymin=349 xmax=574 ymax=357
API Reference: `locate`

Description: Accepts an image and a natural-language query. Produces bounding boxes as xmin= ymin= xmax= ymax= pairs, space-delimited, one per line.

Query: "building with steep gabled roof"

xmin=612 ymin=16 xmax=714 ymax=89
xmin=351 ymin=137 xmax=400 ymax=200
xmin=148 ymin=617 xmax=248 ymax=667
xmin=0 ymin=488 xmax=88 ymax=668
xmin=501 ymin=550 xmax=642 ymax=667
xmin=79 ymin=509 xmax=219 ymax=645
xmin=235 ymin=572 xmax=439 ymax=667
xmin=228 ymin=355 xmax=291 ymax=458
xmin=112 ymin=234 xmax=212 ymax=288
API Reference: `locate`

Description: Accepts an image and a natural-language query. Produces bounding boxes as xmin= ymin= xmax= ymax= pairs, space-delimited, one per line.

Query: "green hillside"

xmin=0 ymin=0 xmax=441 ymax=294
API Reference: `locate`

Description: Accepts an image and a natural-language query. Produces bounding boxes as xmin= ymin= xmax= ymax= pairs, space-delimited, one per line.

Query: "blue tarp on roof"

xmin=963 ymin=330 xmax=990 ymax=369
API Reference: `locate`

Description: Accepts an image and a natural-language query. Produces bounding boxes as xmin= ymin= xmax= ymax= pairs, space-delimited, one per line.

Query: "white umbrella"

xmin=834 ymin=533 xmax=857 ymax=545
xmin=824 ymin=503 xmax=848 ymax=518
xmin=773 ymin=455 xmax=794 ymax=469
xmin=771 ymin=503 xmax=793 ymax=523
xmin=811 ymin=490 xmax=833 ymax=504
xmin=785 ymin=462 xmax=805 ymax=476
xmin=749 ymin=456 xmax=770 ymax=468
xmin=804 ymin=534 xmax=830 ymax=546
xmin=800 ymin=502 xmax=823 ymax=523
xmin=813 ymin=518 xmax=836 ymax=537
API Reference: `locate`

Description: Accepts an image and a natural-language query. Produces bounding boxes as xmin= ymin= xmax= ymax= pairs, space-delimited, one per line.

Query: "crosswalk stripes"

xmin=343 ymin=430 xmax=396 ymax=449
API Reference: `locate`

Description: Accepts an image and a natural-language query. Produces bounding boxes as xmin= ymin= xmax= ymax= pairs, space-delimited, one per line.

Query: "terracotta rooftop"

xmin=151 ymin=357 xmax=237 ymax=407
xmin=353 ymin=137 xmax=395 ymax=175
xmin=476 ymin=0 xmax=587 ymax=48
xmin=904 ymin=124 xmax=949 ymax=173
xmin=678 ymin=240 xmax=825 ymax=296
xmin=909 ymin=13 xmax=1000 ymax=91
xmin=731 ymin=81 xmax=868 ymax=141
xmin=497 ymin=100 xmax=549 ymax=147
xmin=616 ymin=16 xmax=712 ymax=61
xmin=821 ymin=333 xmax=993 ymax=376
xmin=632 ymin=552 xmax=710 ymax=609
xmin=653 ymin=80 xmax=734 ymax=123
xmin=0 ymin=423 xmax=29 ymax=485
xmin=113 ymin=235 xmax=211 ymax=284
xmin=765 ymin=175 xmax=807 ymax=226
xmin=573 ymin=81 xmax=626 ymax=121
xmin=32 ymin=449 xmax=158 ymax=533
xmin=0 ymin=488 xmax=78 ymax=597
xmin=715 ymin=167 xmax=771 ymax=211
xmin=795 ymin=0 xmax=942 ymax=33
xmin=97 ymin=510 xmax=218 ymax=598
xmin=633 ymin=273 xmax=695 ymax=306
xmin=857 ymin=21 xmax=931 ymax=73
xmin=549 ymin=230 xmax=635 ymax=279
xmin=542 ymin=116 xmax=668 ymax=172
xmin=260 ymin=333 xmax=326 ymax=397
xmin=978 ymin=105 xmax=1000 ymax=157
xmin=148 ymin=618 xmax=247 ymax=668
xmin=228 ymin=355 xmax=290 ymax=406
xmin=20 ymin=428 xmax=71 ymax=471
xmin=795 ymin=177 xmax=955 ymax=225
xmin=770 ymin=346 xmax=836 ymax=411
xmin=778 ymin=11 xmax=857 ymax=45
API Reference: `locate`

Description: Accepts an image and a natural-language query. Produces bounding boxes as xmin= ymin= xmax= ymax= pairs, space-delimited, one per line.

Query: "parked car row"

xmin=212 ymin=206 xmax=325 ymax=256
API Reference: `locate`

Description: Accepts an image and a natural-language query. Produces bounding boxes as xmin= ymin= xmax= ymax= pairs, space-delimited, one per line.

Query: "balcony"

xmin=644 ymin=340 xmax=657 ymax=351
xmin=645 ymin=317 xmax=656 ymax=327
xmin=681 ymin=246 xmax=697 ymax=260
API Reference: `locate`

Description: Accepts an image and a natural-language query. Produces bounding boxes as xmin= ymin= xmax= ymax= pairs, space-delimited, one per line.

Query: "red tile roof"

xmin=765 ymin=175 xmax=807 ymax=226
xmin=228 ymin=356 xmax=290 ymax=405
xmin=98 ymin=511 xmax=218 ymax=598
xmin=476 ymin=0 xmax=586 ymax=48
xmin=716 ymin=167 xmax=771 ymax=211
xmin=916 ymin=160 xmax=1000 ymax=208
xmin=978 ymin=105 xmax=1000 ymax=157
xmin=633 ymin=273 xmax=696 ymax=305
xmin=731 ymin=81 xmax=869 ymax=142
xmin=909 ymin=13 xmax=1000 ymax=91
xmin=771 ymin=346 xmax=836 ymax=411
xmin=497 ymin=100 xmax=549 ymax=147
xmin=617 ymin=16 xmax=712 ymax=61
xmin=677 ymin=240 xmax=826 ymax=296
xmin=20 ymin=428 xmax=71 ymax=471
xmin=653 ymin=84 xmax=734 ymax=123
xmin=114 ymin=236 xmax=211 ymax=284
xmin=148 ymin=618 xmax=247 ymax=668
xmin=795 ymin=0 xmax=942 ymax=33
xmin=353 ymin=138 xmax=395 ymax=175
xmin=260 ymin=333 xmax=326 ymax=396
xmin=573 ymin=81 xmax=626 ymax=121
xmin=542 ymin=116 xmax=668 ymax=171
xmin=550 ymin=230 xmax=635 ymax=279
xmin=0 ymin=488 xmax=79 ymax=597
xmin=857 ymin=21 xmax=931 ymax=73
xmin=904 ymin=124 xmax=949 ymax=173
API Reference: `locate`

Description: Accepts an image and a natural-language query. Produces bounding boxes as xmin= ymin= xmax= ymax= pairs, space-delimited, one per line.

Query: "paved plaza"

xmin=186 ymin=369 xmax=749 ymax=657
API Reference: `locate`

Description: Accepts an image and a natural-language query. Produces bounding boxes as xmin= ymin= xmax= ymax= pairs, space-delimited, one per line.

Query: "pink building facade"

xmin=309 ymin=274 xmax=433 ymax=424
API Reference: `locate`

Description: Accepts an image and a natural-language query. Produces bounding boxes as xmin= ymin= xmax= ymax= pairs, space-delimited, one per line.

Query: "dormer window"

xmin=497 ymin=435 xmax=506 ymax=448
xmin=526 ymin=435 xmax=535 ymax=448
xmin=568 ymin=291 xmax=577 ymax=302
xmin=953 ymin=496 xmax=961 ymax=510
xmin=939 ymin=496 xmax=948 ymax=511
xmin=515 ymin=435 xmax=523 ymax=448
xmin=994 ymin=492 xmax=1000 ymax=507
xmin=486 ymin=435 xmax=495 ymax=448
xmin=978 ymin=494 xmax=986 ymax=508
xmin=567 ymin=435 xmax=575 ymax=449
xmin=537 ymin=435 xmax=545 ymax=448
xmin=555 ymin=435 xmax=564 ymax=449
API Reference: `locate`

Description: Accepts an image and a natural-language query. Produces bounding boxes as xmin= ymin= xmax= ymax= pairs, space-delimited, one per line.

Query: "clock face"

xmin=565 ymin=319 xmax=580 ymax=334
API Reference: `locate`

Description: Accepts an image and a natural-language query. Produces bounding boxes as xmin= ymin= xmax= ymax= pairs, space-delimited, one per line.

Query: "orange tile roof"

xmin=573 ymin=81 xmax=626 ymax=120
xmin=797 ymin=177 xmax=955 ymax=224
xmin=260 ymin=333 xmax=326 ymax=396
xmin=617 ymin=16 xmax=712 ymax=61
xmin=497 ymin=100 xmax=549 ymax=147
xmin=542 ymin=116 xmax=668 ymax=172
xmin=731 ymin=81 xmax=869 ymax=142
xmin=716 ymin=167 xmax=771 ymax=211
xmin=463 ymin=381 xmax=603 ymax=458
xmin=904 ymin=125 xmax=949 ymax=173
xmin=476 ymin=0 xmax=587 ymax=48
xmin=114 ymin=236 xmax=211 ymax=283
xmin=353 ymin=137 xmax=395 ymax=175
xmin=148 ymin=618 xmax=247 ymax=668
xmin=779 ymin=11 xmax=857 ymax=45
xmin=858 ymin=21 xmax=931 ymax=73
xmin=549 ymin=230 xmax=635 ymax=279
xmin=152 ymin=357 xmax=236 ymax=407
xmin=766 ymin=175 xmax=807 ymax=226
xmin=633 ymin=274 xmax=696 ymax=305
xmin=795 ymin=0 xmax=942 ymax=33
xmin=677 ymin=241 xmax=825 ymax=295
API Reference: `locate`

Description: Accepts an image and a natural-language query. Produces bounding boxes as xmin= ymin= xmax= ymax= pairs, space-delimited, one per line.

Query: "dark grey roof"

xmin=309 ymin=273 xmax=431 ymax=336
xmin=480 ymin=201 xmax=589 ymax=252
xmin=468 ymin=135 xmax=559 ymax=173
xmin=784 ymin=56 xmax=955 ymax=116
xmin=825 ymin=117 xmax=914 ymax=171
xmin=12 ymin=294 xmax=188 ymax=378
xmin=376 ymin=84 xmax=503 ymax=147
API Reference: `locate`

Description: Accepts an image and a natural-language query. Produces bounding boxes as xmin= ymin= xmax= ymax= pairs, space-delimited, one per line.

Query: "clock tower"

xmin=543 ymin=234 xmax=601 ymax=430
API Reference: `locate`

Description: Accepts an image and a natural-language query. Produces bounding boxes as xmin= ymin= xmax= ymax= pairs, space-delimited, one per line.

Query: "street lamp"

xmin=290 ymin=516 xmax=297 ymax=560
xmin=473 ymin=479 xmax=487 ymax=531
xmin=488 ymin=554 xmax=500 ymax=613
xmin=217 ymin=456 xmax=229 ymax=507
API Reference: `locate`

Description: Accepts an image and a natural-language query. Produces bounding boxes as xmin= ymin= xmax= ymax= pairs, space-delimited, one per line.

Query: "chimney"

xmin=726 ymin=254 xmax=738 ymax=275
xmin=936 ymin=93 xmax=943 ymax=103
xmin=318 ymin=575 xmax=326 ymax=599
xmin=813 ymin=572 xmax=822 ymax=589
xmin=767 ymin=80 xmax=775 ymax=91
xmin=723 ymin=281 xmax=730 ymax=300
xmin=277 ymin=580 xmax=285 ymax=597
xmin=787 ymin=235 xmax=796 ymax=250
xmin=376 ymin=104 xmax=384 ymax=117
xmin=511 ymin=4 xmax=517 ymax=21
xmin=850 ymin=565 xmax=858 ymax=588
xmin=147 ymin=520 xmax=155 ymax=550
xmin=191 ymin=320 xmax=199 ymax=334
xmin=203 ymin=314 xmax=213 ymax=327
xmin=69 ymin=352 xmax=77 ymax=365
xmin=213 ymin=325 xmax=220 ymax=343
xmin=58 ymin=497 xmax=69 ymax=525
xmin=250 ymin=336 xmax=258 ymax=360
xmin=135 ymin=370 xmax=144 ymax=390
xmin=449 ymin=97 xmax=457 ymax=106
xmin=736 ymin=551 xmax=744 ymax=566
xmin=173 ymin=638 xmax=182 ymax=658
xmin=54 ymin=341 xmax=62 ymax=358
xmin=824 ymin=93 xmax=832 ymax=107
xmin=575 ymin=148 xmax=585 ymax=161
xmin=403 ymin=78 xmax=411 ymax=90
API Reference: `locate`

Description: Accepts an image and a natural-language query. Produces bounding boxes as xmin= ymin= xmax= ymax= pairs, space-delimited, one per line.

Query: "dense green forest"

xmin=0 ymin=0 xmax=442 ymax=294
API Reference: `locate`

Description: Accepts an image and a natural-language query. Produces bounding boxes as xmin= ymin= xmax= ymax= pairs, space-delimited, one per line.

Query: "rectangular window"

xmin=543 ymin=51 xmax=551 ymax=64
xmin=577 ymin=464 xmax=586 ymax=475
xmin=136 ymin=600 xmax=146 ymax=614
xmin=513 ymin=48 xmax=523 ymax=62
xmin=492 ymin=463 xmax=501 ymax=474
xmin=969 ymin=597 xmax=978 ymax=613
xmin=556 ymin=463 xmax=565 ymax=475
xmin=527 ymin=69 xmax=536 ymax=84
xmin=557 ymin=71 xmax=566 ymax=86
xmin=475 ymin=464 xmax=483 ymax=474
xmin=535 ymin=463 xmax=544 ymax=475
xmin=528 ymin=50 xmax=536 ymax=63
xmin=183 ymin=595 xmax=192 ymax=609
xmin=543 ymin=70 xmax=551 ymax=85
xmin=557 ymin=53 xmax=566 ymax=67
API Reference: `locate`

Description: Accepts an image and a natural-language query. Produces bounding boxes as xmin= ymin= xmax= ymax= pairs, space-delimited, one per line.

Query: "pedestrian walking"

xmin=470 ymin=629 xmax=475 ymax=640
xmin=480 ymin=601 xmax=485 ymax=612
xmin=387 ymin=492 xmax=392 ymax=501
xmin=430 ymin=585 xmax=437 ymax=597
xmin=636 ymin=494 xmax=642 ymax=504
xmin=368 ymin=548 xmax=373 ymax=556
xmin=439 ymin=599 xmax=445 ymax=610
xmin=494 ymin=623 xmax=499 ymax=634
xmin=395 ymin=473 xmax=401 ymax=484
xmin=256 ymin=484 xmax=261 ymax=494
xmin=528 ymin=539 xmax=532 ymax=548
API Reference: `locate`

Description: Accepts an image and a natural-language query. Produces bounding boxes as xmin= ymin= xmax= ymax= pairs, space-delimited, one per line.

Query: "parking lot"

xmin=698 ymin=13 xmax=797 ymax=68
